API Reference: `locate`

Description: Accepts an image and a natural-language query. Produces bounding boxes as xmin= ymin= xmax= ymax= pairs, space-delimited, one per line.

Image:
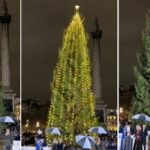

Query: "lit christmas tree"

xmin=132 ymin=12 xmax=150 ymax=116
xmin=47 ymin=6 xmax=97 ymax=143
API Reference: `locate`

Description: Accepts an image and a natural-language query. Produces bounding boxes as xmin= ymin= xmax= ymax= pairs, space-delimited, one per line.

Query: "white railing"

xmin=12 ymin=140 xmax=21 ymax=150
xmin=22 ymin=146 xmax=51 ymax=150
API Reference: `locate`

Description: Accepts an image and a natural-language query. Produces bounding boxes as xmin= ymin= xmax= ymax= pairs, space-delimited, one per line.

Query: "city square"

xmin=0 ymin=0 xmax=150 ymax=150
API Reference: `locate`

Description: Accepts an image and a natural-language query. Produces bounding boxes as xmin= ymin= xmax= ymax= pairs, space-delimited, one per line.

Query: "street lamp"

xmin=36 ymin=121 xmax=40 ymax=128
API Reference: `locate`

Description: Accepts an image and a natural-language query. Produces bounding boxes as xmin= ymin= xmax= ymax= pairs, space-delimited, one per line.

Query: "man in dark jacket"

xmin=142 ymin=124 xmax=147 ymax=150
xmin=58 ymin=138 xmax=64 ymax=150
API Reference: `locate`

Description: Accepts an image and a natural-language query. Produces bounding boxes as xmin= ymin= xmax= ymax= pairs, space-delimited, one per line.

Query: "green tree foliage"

xmin=132 ymin=12 xmax=150 ymax=116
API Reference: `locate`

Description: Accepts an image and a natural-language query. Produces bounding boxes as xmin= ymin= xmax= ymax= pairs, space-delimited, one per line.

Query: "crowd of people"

xmin=51 ymin=136 xmax=117 ymax=150
xmin=119 ymin=122 xmax=150 ymax=150
xmin=0 ymin=125 xmax=20 ymax=150
xmin=22 ymin=132 xmax=36 ymax=146
xmin=22 ymin=129 xmax=117 ymax=150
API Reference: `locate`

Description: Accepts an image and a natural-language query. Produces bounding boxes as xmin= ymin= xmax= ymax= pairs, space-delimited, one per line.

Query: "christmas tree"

xmin=47 ymin=6 xmax=97 ymax=143
xmin=132 ymin=12 xmax=150 ymax=116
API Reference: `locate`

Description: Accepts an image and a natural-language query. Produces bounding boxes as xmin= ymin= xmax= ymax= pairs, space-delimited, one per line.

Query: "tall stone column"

xmin=91 ymin=18 xmax=107 ymax=123
xmin=0 ymin=0 xmax=11 ymax=89
xmin=91 ymin=18 xmax=102 ymax=102
xmin=0 ymin=0 xmax=16 ymax=113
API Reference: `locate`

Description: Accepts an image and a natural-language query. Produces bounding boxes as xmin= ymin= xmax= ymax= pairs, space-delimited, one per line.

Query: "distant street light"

xmin=36 ymin=121 xmax=40 ymax=128
xmin=119 ymin=107 xmax=123 ymax=113
xmin=25 ymin=120 xmax=29 ymax=129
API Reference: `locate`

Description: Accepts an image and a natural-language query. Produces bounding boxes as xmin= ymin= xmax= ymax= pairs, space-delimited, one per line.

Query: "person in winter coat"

xmin=124 ymin=131 xmax=133 ymax=150
xmin=133 ymin=125 xmax=142 ymax=150
xmin=142 ymin=124 xmax=147 ymax=150
xmin=52 ymin=138 xmax=59 ymax=150
xmin=58 ymin=138 xmax=64 ymax=150
xmin=4 ymin=128 xmax=13 ymax=150
xmin=95 ymin=137 xmax=103 ymax=150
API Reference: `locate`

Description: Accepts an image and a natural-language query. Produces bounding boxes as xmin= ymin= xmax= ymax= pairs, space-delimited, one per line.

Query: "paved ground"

xmin=0 ymin=145 xmax=3 ymax=149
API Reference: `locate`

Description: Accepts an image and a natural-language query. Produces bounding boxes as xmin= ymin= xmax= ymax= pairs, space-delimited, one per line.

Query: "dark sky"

xmin=0 ymin=0 xmax=20 ymax=97
xmin=3 ymin=0 xmax=117 ymax=108
xmin=120 ymin=0 xmax=150 ymax=88
xmin=22 ymin=0 xmax=117 ymax=108
xmin=2 ymin=0 xmax=150 ymax=110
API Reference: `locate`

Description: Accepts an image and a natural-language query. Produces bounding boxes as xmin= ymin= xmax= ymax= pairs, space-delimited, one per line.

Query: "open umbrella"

xmin=0 ymin=116 xmax=17 ymax=123
xmin=88 ymin=126 xmax=107 ymax=134
xmin=75 ymin=135 xmax=95 ymax=149
xmin=132 ymin=114 xmax=150 ymax=122
xmin=47 ymin=127 xmax=64 ymax=135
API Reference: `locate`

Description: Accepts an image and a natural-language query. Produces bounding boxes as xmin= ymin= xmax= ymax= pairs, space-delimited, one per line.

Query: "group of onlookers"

xmin=1 ymin=125 xmax=20 ymax=150
xmin=22 ymin=132 xmax=36 ymax=146
xmin=119 ymin=123 xmax=150 ymax=150
xmin=23 ymin=129 xmax=117 ymax=150
xmin=51 ymin=136 xmax=117 ymax=150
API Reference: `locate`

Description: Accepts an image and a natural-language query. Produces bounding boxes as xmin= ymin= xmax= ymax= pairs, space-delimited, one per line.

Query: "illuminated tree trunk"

xmin=47 ymin=9 xmax=97 ymax=143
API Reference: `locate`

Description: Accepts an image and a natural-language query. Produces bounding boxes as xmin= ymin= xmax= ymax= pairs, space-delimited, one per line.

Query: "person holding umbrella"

xmin=75 ymin=135 xmax=95 ymax=150
xmin=95 ymin=137 xmax=102 ymax=150
xmin=4 ymin=128 xmax=13 ymax=150
xmin=52 ymin=138 xmax=59 ymax=150
xmin=133 ymin=124 xmax=142 ymax=150
xmin=58 ymin=138 xmax=64 ymax=150
xmin=88 ymin=126 xmax=107 ymax=150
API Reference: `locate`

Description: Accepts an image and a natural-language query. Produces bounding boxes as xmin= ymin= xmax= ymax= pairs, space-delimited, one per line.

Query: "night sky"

xmin=22 ymin=0 xmax=117 ymax=108
xmin=1 ymin=0 xmax=150 ymax=124
xmin=1 ymin=0 xmax=117 ymax=108
xmin=120 ymin=0 xmax=150 ymax=88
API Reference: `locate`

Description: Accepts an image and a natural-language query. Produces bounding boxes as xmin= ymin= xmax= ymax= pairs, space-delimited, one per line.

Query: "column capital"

xmin=91 ymin=17 xmax=102 ymax=40
xmin=0 ymin=0 xmax=11 ymax=24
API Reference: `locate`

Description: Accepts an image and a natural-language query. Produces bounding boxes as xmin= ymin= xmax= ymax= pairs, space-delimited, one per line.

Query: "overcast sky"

xmin=22 ymin=0 xmax=117 ymax=108
xmin=1 ymin=0 xmax=150 ymax=114
xmin=0 ymin=0 xmax=117 ymax=108
xmin=120 ymin=0 xmax=150 ymax=88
